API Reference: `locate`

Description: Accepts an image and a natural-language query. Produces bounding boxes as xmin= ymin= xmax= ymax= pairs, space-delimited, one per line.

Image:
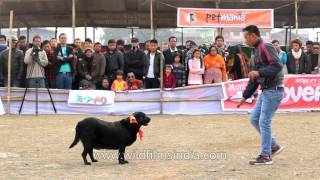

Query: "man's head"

xmin=0 ymin=35 xmax=6 ymax=45
xmin=185 ymin=40 xmax=192 ymax=50
xmin=169 ymin=36 xmax=177 ymax=49
xmin=291 ymin=39 xmax=302 ymax=52
xmin=242 ymin=25 xmax=260 ymax=47
xmin=272 ymin=40 xmax=281 ymax=51
xmin=116 ymin=39 xmax=125 ymax=50
xmin=18 ymin=35 xmax=27 ymax=48
xmin=131 ymin=38 xmax=139 ymax=49
xmin=74 ymin=38 xmax=82 ymax=49
xmin=50 ymin=38 xmax=57 ymax=49
xmin=312 ymin=42 xmax=320 ymax=55
xmin=84 ymin=48 xmax=93 ymax=58
xmin=101 ymin=78 xmax=109 ymax=89
xmin=59 ymin=33 xmax=67 ymax=46
xmin=215 ymin=35 xmax=225 ymax=48
xmin=33 ymin=35 xmax=42 ymax=48
xmin=145 ymin=40 xmax=150 ymax=51
xmin=306 ymin=40 xmax=313 ymax=54
xmin=84 ymin=38 xmax=93 ymax=49
xmin=149 ymin=39 xmax=158 ymax=53
xmin=108 ymin=39 xmax=116 ymax=52
xmin=10 ymin=36 xmax=18 ymax=49
xmin=94 ymin=42 xmax=102 ymax=53
xmin=42 ymin=40 xmax=51 ymax=53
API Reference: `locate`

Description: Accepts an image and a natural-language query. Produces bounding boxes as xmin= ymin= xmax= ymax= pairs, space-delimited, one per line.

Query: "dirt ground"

xmin=0 ymin=112 xmax=319 ymax=180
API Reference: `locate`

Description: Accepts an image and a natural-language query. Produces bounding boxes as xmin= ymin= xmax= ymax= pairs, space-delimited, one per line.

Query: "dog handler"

xmin=238 ymin=25 xmax=285 ymax=165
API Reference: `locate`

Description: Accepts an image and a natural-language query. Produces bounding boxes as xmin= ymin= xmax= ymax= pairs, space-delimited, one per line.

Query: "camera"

xmin=32 ymin=46 xmax=41 ymax=56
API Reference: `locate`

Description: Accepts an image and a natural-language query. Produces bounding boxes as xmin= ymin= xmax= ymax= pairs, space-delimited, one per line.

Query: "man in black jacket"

xmin=54 ymin=33 xmax=74 ymax=89
xmin=124 ymin=38 xmax=147 ymax=80
xmin=104 ymin=39 xmax=124 ymax=84
xmin=163 ymin=36 xmax=183 ymax=65
xmin=238 ymin=25 xmax=284 ymax=165
xmin=145 ymin=39 xmax=164 ymax=89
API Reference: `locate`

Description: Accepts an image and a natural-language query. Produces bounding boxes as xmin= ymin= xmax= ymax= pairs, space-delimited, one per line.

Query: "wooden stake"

xmin=72 ymin=0 xmax=76 ymax=42
xmin=295 ymin=0 xmax=299 ymax=35
xmin=150 ymin=0 xmax=154 ymax=39
xmin=7 ymin=10 xmax=14 ymax=114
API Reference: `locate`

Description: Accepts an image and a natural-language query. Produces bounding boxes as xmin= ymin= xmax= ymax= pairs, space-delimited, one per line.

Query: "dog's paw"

xmin=119 ymin=160 xmax=129 ymax=164
xmin=84 ymin=162 xmax=91 ymax=165
xmin=92 ymin=159 xmax=98 ymax=163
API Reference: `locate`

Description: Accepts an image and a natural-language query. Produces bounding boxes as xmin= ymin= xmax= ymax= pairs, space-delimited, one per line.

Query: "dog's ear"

xmin=128 ymin=115 xmax=138 ymax=124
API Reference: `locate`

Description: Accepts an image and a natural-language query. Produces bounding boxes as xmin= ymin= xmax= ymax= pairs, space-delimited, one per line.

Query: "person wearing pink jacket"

xmin=188 ymin=49 xmax=204 ymax=86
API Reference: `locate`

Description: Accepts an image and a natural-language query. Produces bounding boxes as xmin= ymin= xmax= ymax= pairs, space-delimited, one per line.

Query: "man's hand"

xmin=85 ymin=75 xmax=92 ymax=80
xmin=237 ymin=98 xmax=246 ymax=108
xmin=248 ymin=71 xmax=260 ymax=80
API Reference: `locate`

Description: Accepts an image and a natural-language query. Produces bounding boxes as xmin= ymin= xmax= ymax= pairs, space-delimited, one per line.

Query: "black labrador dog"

xmin=69 ymin=112 xmax=151 ymax=165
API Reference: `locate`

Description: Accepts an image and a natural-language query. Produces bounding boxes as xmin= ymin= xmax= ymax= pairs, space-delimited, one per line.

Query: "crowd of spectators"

xmin=0 ymin=33 xmax=318 ymax=91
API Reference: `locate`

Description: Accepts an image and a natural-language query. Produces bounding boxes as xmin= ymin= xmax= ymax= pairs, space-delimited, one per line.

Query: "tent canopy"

xmin=0 ymin=0 xmax=319 ymax=28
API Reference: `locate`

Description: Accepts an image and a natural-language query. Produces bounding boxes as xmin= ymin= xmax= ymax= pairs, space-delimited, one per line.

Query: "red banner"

xmin=222 ymin=75 xmax=320 ymax=111
xmin=177 ymin=8 xmax=274 ymax=28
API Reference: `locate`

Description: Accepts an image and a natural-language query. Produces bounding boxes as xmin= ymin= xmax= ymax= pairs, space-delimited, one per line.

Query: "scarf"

xmin=292 ymin=49 xmax=302 ymax=59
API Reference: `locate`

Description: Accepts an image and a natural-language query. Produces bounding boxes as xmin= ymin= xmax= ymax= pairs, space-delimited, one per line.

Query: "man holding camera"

xmin=24 ymin=35 xmax=48 ymax=88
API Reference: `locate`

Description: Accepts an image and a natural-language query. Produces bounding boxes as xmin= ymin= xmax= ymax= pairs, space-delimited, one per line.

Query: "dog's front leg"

xmin=118 ymin=145 xmax=128 ymax=164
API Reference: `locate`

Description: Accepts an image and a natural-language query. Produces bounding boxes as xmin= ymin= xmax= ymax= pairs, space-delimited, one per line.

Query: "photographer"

xmin=24 ymin=35 xmax=48 ymax=88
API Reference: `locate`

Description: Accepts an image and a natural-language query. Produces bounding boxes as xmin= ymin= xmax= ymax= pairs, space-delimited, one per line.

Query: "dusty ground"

xmin=0 ymin=113 xmax=319 ymax=180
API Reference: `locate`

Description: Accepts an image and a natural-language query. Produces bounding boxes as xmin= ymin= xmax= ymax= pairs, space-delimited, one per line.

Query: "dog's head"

xmin=122 ymin=112 xmax=150 ymax=128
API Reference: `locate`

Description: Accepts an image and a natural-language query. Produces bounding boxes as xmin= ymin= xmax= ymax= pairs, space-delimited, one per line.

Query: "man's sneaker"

xmin=249 ymin=155 xmax=273 ymax=165
xmin=271 ymin=145 xmax=285 ymax=157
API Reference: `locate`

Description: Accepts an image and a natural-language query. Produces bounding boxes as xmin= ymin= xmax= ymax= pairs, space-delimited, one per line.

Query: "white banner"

xmin=68 ymin=90 xmax=115 ymax=107
xmin=0 ymin=97 xmax=5 ymax=115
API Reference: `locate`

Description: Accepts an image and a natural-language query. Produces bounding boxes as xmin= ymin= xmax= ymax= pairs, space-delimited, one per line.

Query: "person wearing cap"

xmin=77 ymin=48 xmax=101 ymax=89
xmin=54 ymin=33 xmax=75 ymax=89
xmin=0 ymin=36 xmax=24 ymax=87
xmin=124 ymin=38 xmax=147 ymax=80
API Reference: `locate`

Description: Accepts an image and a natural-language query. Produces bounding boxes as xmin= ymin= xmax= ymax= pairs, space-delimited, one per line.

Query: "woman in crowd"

xmin=227 ymin=45 xmax=250 ymax=80
xmin=188 ymin=49 xmax=204 ymax=86
xmin=172 ymin=53 xmax=186 ymax=87
xmin=111 ymin=70 xmax=128 ymax=91
xmin=163 ymin=65 xmax=176 ymax=89
xmin=203 ymin=46 xmax=227 ymax=84
xmin=287 ymin=39 xmax=311 ymax=74
xmin=99 ymin=77 xmax=110 ymax=90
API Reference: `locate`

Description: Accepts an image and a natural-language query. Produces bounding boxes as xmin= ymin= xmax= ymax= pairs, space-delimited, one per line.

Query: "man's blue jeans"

xmin=56 ymin=72 xmax=73 ymax=90
xmin=250 ymin=87 xmax=284 ymax=156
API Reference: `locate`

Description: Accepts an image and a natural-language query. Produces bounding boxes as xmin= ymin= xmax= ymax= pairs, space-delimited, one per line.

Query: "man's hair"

xmin=145 ymin=40 xmax=151 ymax=44
xmin=108 ymin=39 xmax=116 ymax=44
xmin=18 ymin=35 xmax=26 ymax=41
xmin=215 ymin=35 xmax=224 ymax=42
xmin=33 ymin=35 xmax=41 ymax=41
xmin=306 ymin=40 xmax=313 ymax=46
xmin=50 ymin=37 xmax=57 ymax=41
xmin=312 ymin=42 xmax=320 ymax=46
xmin=150 ymin=39 xmax=158 ymax=44
xmin=74 ymin=38 xmax=81 ymax=42
xmin=94 ymin=42 xmax=101 ymax=46
xmin=0 ymin=35 xmax=6 ymax=41
xmin=42 ymin=40 xmax=50 ymax=46
xmin=116 ymin=39 xmax=125 ymax=46
xmin=242 ymin=25 xmax=260 ymax=37
xmin=272 ymin=40 xmax=280 ymax=44
xmin=291 ymin=39 xmax=302 ymax=47
xmin=169 ymin=36 xmax=177 ymax=42
xmin=131 ymin=37 xmax=139 ymax=43
xmin=58 ymin=33 xmax=67 ymax=39
xmin=189 ymin=40 xmax=197 ymax=47
xmin=84 ymin=38 xmax=92 ymax=43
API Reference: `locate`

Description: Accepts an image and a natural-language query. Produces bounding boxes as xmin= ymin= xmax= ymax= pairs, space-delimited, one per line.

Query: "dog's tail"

xmin=69 ymin=129 xmax=80 ymax=149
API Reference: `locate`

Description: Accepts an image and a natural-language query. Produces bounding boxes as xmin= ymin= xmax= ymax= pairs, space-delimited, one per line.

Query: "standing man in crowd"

xmin=42 ymin=40 xmax=56 ymax=88
xmin=105 ymin=39 xmax=124 ymax=84
xmin=84 ymin=38 xmax=93 ymax=49
xmin=54 ymin=33 xmax=74 ymax=89
xmin=0 ymin=37 xmax=24 ymax=87
xmin=215 ymin=35 xmax=226 ymax=58
xmin=145 ymin=39 xmax=164 ymax=89
xmin=50 ymin=38 xmax=58 ymax=51
xmin=72 ymin=38 xmax=83 ymax=89
xmin=310 ymin=42 xmax=320 ymax=73
xmin=18 ymin=36 xmax=29 ymax=88
xmin=93 ymin=42 xmax=106 ymax=88
xmin=238 ymin=25 xmax=284 ymax=165
xmin=163 ymin=36 xmax=182 ymax=64
xmin=0 ymin=35 xmax=7 ymax=54
xmin=116 ymin=39 xmax=125 ymax=54
xmin=305 ymin=40 xmax=313 ymax=56
xmin=24 ymin=35 xmax=48 ymax=88
xmin=124 ymin=38 xmax=147 ymax=80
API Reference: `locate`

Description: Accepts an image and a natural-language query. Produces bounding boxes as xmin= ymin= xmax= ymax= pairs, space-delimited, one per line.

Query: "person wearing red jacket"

xmin=163 ymin=65 xmax=176 ymax=89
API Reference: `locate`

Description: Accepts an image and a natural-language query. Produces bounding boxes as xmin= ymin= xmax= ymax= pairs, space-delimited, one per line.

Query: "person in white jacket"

xmin=24 ymin=35 xmax=48 ymax=88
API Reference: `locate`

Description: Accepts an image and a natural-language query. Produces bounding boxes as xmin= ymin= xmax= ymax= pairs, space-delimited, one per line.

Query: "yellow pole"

xmin=7 ymin=10 xmax=14 ymax=114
